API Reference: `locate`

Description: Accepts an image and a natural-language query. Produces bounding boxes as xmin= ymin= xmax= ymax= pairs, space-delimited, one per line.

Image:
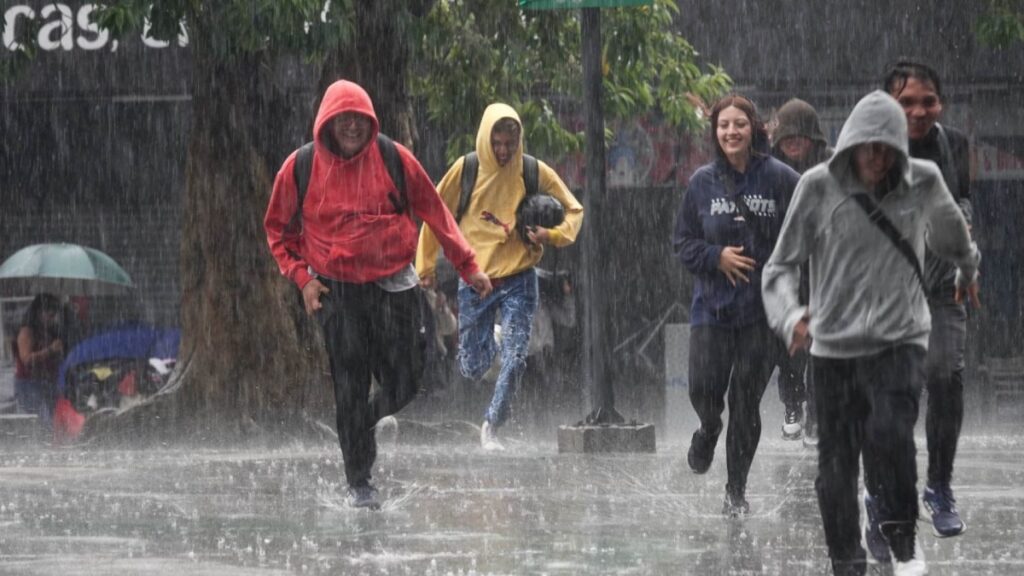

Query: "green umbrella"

xmin=0 ymin=243 xmax=133 ymax=297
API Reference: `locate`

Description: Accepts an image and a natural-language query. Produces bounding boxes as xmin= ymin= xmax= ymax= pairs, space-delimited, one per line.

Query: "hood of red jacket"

xmin=313 ymin=80 xmax=381 ymax=162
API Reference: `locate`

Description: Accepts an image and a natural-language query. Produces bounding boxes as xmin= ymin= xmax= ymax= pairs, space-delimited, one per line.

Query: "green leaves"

xmin=414 ymin=0 xmax=730 ymax=163
xmin=976 ymin=0 xmax=1024 ymax=48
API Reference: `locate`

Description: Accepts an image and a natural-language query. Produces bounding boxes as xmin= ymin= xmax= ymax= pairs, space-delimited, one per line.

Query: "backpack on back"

xmin=455 ymin=152 xmax=539 ymax=223
xmin=289 ymin=134 xmax=406 ymax=230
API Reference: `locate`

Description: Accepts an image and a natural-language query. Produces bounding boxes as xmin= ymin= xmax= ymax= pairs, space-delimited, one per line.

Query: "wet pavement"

xmin=1 ymin=414 xmax=1022 ymax=576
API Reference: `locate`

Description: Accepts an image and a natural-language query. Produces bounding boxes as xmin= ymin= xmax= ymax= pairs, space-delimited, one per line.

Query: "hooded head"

xmin=772 ymin=98 xmax=830 ymax=171
xmin=829 ymin=90 xmax=910 ymax=188
xmin=772 ymin=98 xmax=827 ymax=146
xmin=313 ymin=80 xmax=380 ymax=160
xmin=475 ymin=103 xmax=524 ymax=173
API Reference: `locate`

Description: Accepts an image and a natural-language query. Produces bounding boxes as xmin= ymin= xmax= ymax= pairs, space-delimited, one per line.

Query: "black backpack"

xmin=289 ymin=134 xmax=406 ymax=230
xmin=455 ymin=152 xmax=539 ymax=223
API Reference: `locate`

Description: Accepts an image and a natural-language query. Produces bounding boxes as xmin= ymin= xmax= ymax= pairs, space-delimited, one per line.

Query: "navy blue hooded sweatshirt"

xmin=674 ymin=155 xmax=799 ymax=327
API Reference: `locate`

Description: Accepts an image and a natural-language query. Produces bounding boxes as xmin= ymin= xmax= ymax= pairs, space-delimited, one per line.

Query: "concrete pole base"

xmin=557 ymin=422 xmax=655 ymax=453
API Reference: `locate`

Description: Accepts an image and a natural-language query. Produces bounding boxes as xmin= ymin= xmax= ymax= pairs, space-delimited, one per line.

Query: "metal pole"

xmin=580 ymin=7 xmax=622 ymax=424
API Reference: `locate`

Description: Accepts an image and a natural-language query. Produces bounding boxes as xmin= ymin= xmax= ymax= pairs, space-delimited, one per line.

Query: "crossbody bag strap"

xmin=850 ymin=193 xmax=926 ymax=288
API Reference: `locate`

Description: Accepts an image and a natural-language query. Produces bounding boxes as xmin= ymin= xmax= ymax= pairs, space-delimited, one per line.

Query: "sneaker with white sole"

xmin=863 ymin=491 xmax=891 ymax=563
xmin=480 ymin=420 xmax=505 ymax=451
xmin=782 ymin=404 xmax=803 ymax=440
xmin=923 ymin=482 xmax=965 ymax=537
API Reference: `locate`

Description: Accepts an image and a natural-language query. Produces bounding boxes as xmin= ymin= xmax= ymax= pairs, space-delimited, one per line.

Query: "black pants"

xmin=925 ymin=298 xmax=967 ymax=486
xmin=317 ymin=280 xmax=424 ymax=488
xmin=813 ymin=345 xmax=924 ymax=563
xmin=688 ymin=322 xmax=779 ymax=495
xmin=777 ymin=349 xmax=808 ymax=410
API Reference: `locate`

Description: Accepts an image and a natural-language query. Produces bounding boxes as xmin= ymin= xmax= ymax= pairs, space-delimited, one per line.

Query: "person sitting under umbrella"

xmin=13 ymin=293 xmax=66 ymax=425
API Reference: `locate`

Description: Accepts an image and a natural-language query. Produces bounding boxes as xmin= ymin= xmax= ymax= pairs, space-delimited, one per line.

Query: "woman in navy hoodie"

xmin=673 ymin=94 xmax=799 ymax=515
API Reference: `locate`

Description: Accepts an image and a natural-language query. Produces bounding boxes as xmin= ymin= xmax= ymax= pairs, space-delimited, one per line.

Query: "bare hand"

xmin=468 ymin=271 xmax=493 ymax=298
xmin=526 ymin=226 xmax=551 ymax=245
xmin=420 ymin=275 xmax=436 ymax=290
xmin=301 ymin=278 xmax=330 ymax=316
xmin=789 ymin=315 xmax=811 ymax=356
xmin=955 ymin=280 xmax=981 ymax=309
xmin=718 ymin=246 xmax=756 ymax=287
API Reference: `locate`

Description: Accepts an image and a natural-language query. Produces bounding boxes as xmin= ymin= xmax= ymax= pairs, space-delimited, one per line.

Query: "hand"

xmin=468 ymin=271 xmax=493 ymax=298
xmin=526 ymin=226 xmax=551 ymax=245
xmin=420 ymin=275 xmax=436 ymax=290
xmin=955 ymin=280 xmax=981 ymax=309
xmin=789 ymin=314 xmax=811 ymax=356
xmin=718 ymin=246 xmax=756 ymax=287
xmin=301 ymin=278 xmax=330 ymax=316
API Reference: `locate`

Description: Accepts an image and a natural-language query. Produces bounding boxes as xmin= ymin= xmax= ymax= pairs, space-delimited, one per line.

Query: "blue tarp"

xmin=58 ymin=325 xmax=180 ymax=393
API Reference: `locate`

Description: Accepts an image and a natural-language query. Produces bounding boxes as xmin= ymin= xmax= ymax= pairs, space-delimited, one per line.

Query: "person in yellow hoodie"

xmin=417 ymin=103 xmax=583 ymax=450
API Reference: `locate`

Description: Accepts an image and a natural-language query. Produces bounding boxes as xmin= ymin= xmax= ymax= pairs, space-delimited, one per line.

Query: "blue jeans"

xmin=14 ymin=378 xmax=54 ymax=426
xmin=458 ymin=269 xmax=538 ymax=428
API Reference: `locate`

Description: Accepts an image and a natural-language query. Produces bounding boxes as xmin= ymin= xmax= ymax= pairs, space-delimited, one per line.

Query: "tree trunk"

xmin=169 ymin=24 xmax=331 ymax=437
xmin=319 ymin=0 xmax=427 ymax=148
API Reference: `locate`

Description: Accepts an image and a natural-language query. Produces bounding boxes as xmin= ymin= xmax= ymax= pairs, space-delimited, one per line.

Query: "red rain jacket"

xmin=264 ymin=80 xmax=479 ymax=287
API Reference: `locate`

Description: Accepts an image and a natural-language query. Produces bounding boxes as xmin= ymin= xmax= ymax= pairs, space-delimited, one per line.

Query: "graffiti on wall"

xmin=3 ymin=3 xmax=188 ymax=53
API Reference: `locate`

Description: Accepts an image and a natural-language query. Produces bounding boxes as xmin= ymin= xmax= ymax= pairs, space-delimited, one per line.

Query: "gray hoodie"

xmin=762 ymin=91 xmax=979 ymax=359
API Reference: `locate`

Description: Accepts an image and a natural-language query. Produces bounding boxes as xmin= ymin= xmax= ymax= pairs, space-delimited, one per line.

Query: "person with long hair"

xmin=13 ymin=293 xmax=65 ymax=424
xmin=673 ymin=94 xmax=799 ymax=515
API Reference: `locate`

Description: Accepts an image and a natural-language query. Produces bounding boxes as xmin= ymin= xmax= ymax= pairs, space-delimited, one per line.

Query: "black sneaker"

xmin=722 ymin=489 xmax=750 ymax=517
xmin=863 ymin=492 xmax=891 ymax=563
xmin=923 ymin=482 xmax=966 ymax=537
xmin=347 ymin=484 xmax=381 ymax=510
xmin=782 ymin=404 xmax=803 ymax=440
xmin=830 ymin=548 xmax=868 ymax=576
xmin=687 ymin=429 xmax=715 ymax=474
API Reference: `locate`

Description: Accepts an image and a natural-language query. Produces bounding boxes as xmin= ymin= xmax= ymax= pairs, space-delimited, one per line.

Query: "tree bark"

xmin=319 ymin=0 xmax=426 ymax=148
xmin=169 ymin=23 xmax=330 ymax=437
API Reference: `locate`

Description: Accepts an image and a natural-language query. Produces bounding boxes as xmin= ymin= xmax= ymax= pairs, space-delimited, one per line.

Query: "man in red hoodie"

xmin=265 ymin=80 xmax=491 ymax=509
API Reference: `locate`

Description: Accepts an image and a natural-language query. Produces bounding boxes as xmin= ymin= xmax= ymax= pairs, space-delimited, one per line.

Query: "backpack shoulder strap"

xmin=376 ymin=134 xmax=408 ymax=213
xmin=289 ymin=142 xmax=316 ymax=230
xmin=456 ymin=152 xmax=479 ymax=223
xmin=522 ymin=154 xmax=539 ymax=197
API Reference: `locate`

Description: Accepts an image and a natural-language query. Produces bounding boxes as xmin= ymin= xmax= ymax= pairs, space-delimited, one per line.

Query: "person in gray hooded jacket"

xmin=762 ymin=90 xmax=980 ymax=576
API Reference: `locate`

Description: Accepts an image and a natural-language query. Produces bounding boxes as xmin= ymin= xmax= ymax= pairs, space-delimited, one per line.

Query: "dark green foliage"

xmin=976 ymin=0 xmax=1024 ymax=48
xmin=414 ymin=0 xmax=731 ymax=163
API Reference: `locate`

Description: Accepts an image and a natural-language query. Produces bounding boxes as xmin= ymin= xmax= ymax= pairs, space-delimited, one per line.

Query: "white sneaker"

xmin=893 ymin=535 xmax=927 ymax=576
xmin=480 ymin=421 xmax=505 ymax=451
xmin=375 ymin=416 xmax=399 ymax=444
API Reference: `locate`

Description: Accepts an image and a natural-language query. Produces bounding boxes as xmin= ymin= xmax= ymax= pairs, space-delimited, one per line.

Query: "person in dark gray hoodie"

xmin=770 ymin=98 xmax=835 ymax=445
xmin=762 ymin=91 xmax=980 ymax=576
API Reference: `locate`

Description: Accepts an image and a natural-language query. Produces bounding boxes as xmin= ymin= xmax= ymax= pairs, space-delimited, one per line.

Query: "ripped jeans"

xmin=458 ymin=268 xmax=538 ymax=428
